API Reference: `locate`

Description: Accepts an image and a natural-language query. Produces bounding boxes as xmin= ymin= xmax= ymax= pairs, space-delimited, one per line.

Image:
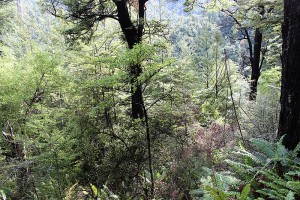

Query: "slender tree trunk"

xmin=115 ymin=1 xmax=154 ymax=196
xmin=278 ymin=0 xmax=300 ymax=151
xmin=224 ymin=13 xmax=264 ymax=100
xmin=249 ymin=28 xmax=262 ymax=100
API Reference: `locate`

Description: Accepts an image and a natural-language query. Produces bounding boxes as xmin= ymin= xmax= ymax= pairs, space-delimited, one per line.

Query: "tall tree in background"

xmin=249 ymin=28 xmax=262 ymax=100
xmin=206 ymin=0 xmax=282 ymax=100
xmin=46 ymin=0 xmax=147 ymax=119
xmin=278 ymin=0 xmax=300 ymax=151
xmin=220 ymin=4 xmax=265 ymax=100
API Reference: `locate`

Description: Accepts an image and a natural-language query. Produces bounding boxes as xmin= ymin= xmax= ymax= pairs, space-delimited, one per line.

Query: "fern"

xmin=244 ymin=138 xmax=299 ymax=199
xmin=287 ymin=181 xmax=300 ymax=193
xmin=201 ymin=138 xmax=300 ymax=200
xmin=285 ymin=191 xmax=295 ymax=200
xmin=250 ymin=138 xmax=276 ymax=159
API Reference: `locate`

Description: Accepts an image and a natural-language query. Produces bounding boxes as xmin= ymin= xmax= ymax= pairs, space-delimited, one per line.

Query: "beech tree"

xmin=223 ymin=9 xmax=263 ymax=100
xmin=44 ymin=0 xmax=161 ymax=196
xmin=202 ymin=0 xmax=282 ymax=100
xmin=221 ymin=6 xmax=265 ymax=100
xmin=278 ymin=0 xmax=300 ymax=151
xmin=46 ymin=0 xmax=148 ymax=119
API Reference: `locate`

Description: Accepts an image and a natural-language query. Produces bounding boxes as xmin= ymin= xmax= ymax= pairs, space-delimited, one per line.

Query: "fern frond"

xmin=286 ymin=181 xmax=300 ymax=193
xmin=225 ymin=159 xmax=255 ymax=179
xmin=259 ymin=180 xmax=289 ymax=194
xmin=250 ymin=138 xmax=275 ymax=158
xmin=286 ymin=170 xmax=300 ymax=177
xmin=257 ymin=187 xmax=286 ymax=199
xmin=232 ymin=148 xmax=266 ymax=165
xmin=204 ymin=138 xmax=300 ymax=200
xmin=285 ymin=191 xmax=295 ymax=200
xmin=290 ymin=142 xmax=300 ymax=158
xmin=274 ymin=141 xmax=289 ymax=165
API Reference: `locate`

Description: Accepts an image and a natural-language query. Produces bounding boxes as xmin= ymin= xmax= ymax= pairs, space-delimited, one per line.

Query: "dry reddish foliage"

xmin=193 ymin=122 xmax=237 ymax=163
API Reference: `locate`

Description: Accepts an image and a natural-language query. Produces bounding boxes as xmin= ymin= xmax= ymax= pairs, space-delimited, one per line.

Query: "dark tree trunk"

xmin=249 ymin=28 xmax=262 ymax=100
xmin=115 ymin=0 xmax=146 ymax=119
xmin=116 ymin=1 xmax=154 ymax=195
xmin=115 ymin=1 xmax=153 ymax=196
xmin=278 ymin=0 xmax=300 ymax=151
xmin=130 ymin=65 xmax=144 ymax=119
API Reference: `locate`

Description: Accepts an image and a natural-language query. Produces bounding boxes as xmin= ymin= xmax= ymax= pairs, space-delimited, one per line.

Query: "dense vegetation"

xmin=0 ymin=0 xmax=299 ymax=199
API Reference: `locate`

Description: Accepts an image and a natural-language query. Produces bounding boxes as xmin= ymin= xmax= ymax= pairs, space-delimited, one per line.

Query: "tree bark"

xmin=249 ymin=28 xmax=262 ymax=100
xmin=114 ymin=0 xmax=145 ymax=119
xmin=115 ymin=1 xmax=153 ymax=196
xmin=278 ymin=0 xmax=300 ymax=151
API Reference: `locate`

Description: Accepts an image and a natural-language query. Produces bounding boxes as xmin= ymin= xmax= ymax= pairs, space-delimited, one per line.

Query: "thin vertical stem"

xmin=224 ymin=49 xmax=245 ymax=144
xmin=215 ymin=45 xmax=218 ymax=98
xmin=142 ymin=102 xmax=154 ymax=198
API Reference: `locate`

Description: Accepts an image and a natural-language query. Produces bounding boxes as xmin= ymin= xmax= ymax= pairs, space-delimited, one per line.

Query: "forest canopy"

xmin=0 ymin=0 xmax=299 ymax=199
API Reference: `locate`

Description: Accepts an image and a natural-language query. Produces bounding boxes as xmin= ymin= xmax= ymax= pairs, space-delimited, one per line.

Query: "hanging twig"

xmin=224 ymin=49 xmax=245 ymax=144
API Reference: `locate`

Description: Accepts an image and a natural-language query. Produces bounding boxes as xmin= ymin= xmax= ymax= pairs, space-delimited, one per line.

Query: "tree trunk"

xmin=115 ymin=1 xmax=154 ymax=196
xmin=278 ymin=0 xmax=300 ymax=151
xmin=115 ymin=0 xmax=145 ymax=119
xmin=130 ymin=64 xmax=144 ymax=119
xmin=249 ymin=28 xmax=262 ymax=100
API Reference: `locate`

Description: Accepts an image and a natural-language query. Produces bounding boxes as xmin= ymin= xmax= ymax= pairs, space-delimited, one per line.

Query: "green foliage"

xmin=64 ymin=183 xmax=119 ymax=200
xmin=200 ymin=102 xmax=220 ymax=123
xmin=203 ymin=183 xmax=250 ymax=200
xmin=0 ymin=0 xmax=293 ymax=199
xmin=258 ymin=67 xmax=281 ymax=95
xmin=239 ymin=66 xmax=281 ymax=139
xmin=89 ymin=183 xmax=119 ymax=199
xmin=200 ymin=138 xmax=300 ymax=200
